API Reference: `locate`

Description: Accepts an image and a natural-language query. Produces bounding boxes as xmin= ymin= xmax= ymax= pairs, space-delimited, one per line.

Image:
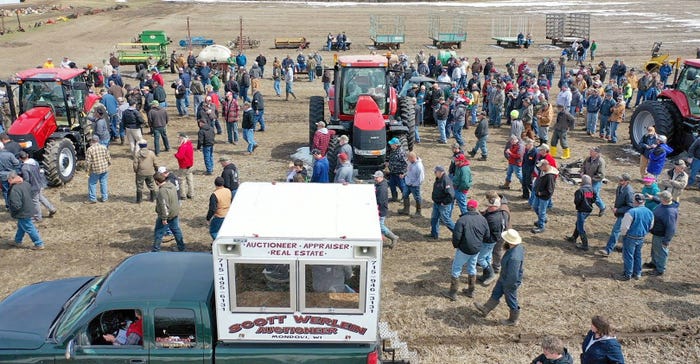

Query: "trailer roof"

xmin=216 ymin=182 xmax=382 ymax=241
xmin=16 ymin=68 xmax=85 ymax=81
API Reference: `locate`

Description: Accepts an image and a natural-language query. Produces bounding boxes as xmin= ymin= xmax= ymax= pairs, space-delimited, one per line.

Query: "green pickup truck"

xmin=0 ymin=252 xmax=381 ymax=363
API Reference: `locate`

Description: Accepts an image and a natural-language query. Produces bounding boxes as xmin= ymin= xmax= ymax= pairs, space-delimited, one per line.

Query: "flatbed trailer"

xmin=428 ymin=14 xmax=466 ymax=49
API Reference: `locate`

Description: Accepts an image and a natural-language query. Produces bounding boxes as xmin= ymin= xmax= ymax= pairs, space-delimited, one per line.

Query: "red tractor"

xmin=5 ymin=68 xmax=101 ymax=186
xmin=630 ymin=59 xmax=700 ymax=154
xmin=309 ymin=55 xmax=415 ymax=179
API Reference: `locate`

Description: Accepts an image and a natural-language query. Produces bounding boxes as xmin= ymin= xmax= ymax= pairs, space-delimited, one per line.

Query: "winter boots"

xmin=499 ymin=180 xmax=511 ymax=190
xmin=562 ymin=148 xmax=571 ymax=160
xmin=577 ymin=234 xmax=590 ymax=251
xmin=384 ymin=232 xmax=399 ymax=249
xmin=474 ymin=298 xmax=499 ymax=317
xmin=442 ymin=277 xmax=459 ymax=301
xmin=149 ymin=190 xmax=157 ymax=202
xmin=461 ymin=275 xmax=477 ymax=298
xmin=501 ymin=309 xmax=520 ymax=326
xmin=136 ymin=191 xmax=143 ymax=204
xmin=477 ymin=265 xmax=497 ymax=286
xmin=415 ymin=202 xmax=422 ymax=217
xmin=566 ymin=229 xmax=579 ymax=243
xmin=119 ymin=136 xmax=124 ymax=145
xmin=550 ymin=146 xmax=558 ymax=158
xmin=398 ymin=198 xmax=410 ymax=215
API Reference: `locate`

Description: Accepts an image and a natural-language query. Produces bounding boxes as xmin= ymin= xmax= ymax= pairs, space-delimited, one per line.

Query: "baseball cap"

xmin=467 ymin=199 xmax=479 ymax=209
xmin=388 ymin=137 xmax=400 ymax=145
xmin=536 ymin=159 xmax=549 ymax=168
xmin=674 ymin=159 xmax=686 ymax=167
xmin=311 ymin=149 xmax=322 ymax=156
xmin=219 ymin=156 xmax=231 ymax=162
xmin=178 ymin=132 xmax=187 ymax=138
xmin=316 ymin=121 xmax=326 ymax=128
xmin=643 ymin=175 xmax=656 ymax=183
xmin=633 ymin=193 xmax=645 ymax=204
xmin=510 ymin=110 xmax=519 ymax=119
xmin=150 ymin=100 xmax=159 ymax=106
xmin=455 ymin=154 xmax=467 ymax=163
xmin=157 ymin=166 xmax=167 ymax=174
xmin=618 ymin=173 xmax=631 ymax=181
xmin=434 ymin=165 xmax=445 ymax=173
xmin=590 ymin=146 xmax=601 ymax=153
xmin=138 ymin=139 xmax=148 ymax=147
xmin=338 ymin=152 xmax=348 ymax=161
xmin=373 ymin=170 xmax=384 ymax=178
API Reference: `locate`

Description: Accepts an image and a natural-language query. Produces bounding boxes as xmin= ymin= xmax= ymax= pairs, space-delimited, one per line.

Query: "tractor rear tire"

xmin=43 ymin=138 xmax=76 ymax=187
xmin=309 ymin=96 xmax=325 ymax=149
xmin=663 ymin=101 xmax=694 ymax=154
xmin=326 ymin=135 xmax=340 ymax=181
xmin=399 ymin=134 xmax=409 ymax=154
xmin=398 ymin=96 xmax=416 ymax=151
xmin=629 ymin=101 xmax=673 ymax=152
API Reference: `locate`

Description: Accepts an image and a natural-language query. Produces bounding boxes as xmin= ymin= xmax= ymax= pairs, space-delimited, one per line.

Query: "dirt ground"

xmin=1 ymin=0 xmax=700 ymax=362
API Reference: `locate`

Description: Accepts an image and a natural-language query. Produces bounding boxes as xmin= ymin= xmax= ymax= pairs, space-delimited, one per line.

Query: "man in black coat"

xmin=219 ymin=156 xmax=239 ymax=198
xmin=442 ymin=199 xmax=489 ymax=301
xmin=7 ymin=172 xmax=45 ymax=250
xmin=532 ymin=159 xmax=559 ymax=234
xmin=429 ymin=166 xmax=455 ymax=240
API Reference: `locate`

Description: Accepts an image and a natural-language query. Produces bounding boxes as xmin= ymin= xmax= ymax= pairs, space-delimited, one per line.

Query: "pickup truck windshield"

xmin=55 ymin=276 xmax=105 ymax=339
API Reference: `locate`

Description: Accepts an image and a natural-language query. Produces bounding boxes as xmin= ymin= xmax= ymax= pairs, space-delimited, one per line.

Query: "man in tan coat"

xmin=133 ymin=139 xmax=158 ymax=203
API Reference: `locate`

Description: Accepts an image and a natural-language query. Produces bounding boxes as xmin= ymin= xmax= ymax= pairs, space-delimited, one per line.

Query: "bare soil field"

xmin=1 ymin=0 xmax=700 ymax=362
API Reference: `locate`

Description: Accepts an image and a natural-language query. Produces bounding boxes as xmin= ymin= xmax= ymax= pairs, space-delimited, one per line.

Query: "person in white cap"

xmin=474 ymin=228 xmax=525 ymax=326
xmin=658 ymin=159 xmax=688 ymax=203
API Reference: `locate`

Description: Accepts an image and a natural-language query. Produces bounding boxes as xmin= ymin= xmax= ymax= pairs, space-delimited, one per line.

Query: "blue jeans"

xmin=454 ymin=190 xmax=468 ymax=216
xmin=453 ymin=121 xmax=465 ymax=146
xmin=88 ymin=172 xmax=108 ymax=202
xmin=2 ymin=180 xmax=9 ymax=208
xmin=599 ymin=115 xmax=610 ymax=138
xmin=202 ymin=146 xmax=214 ymax=174
xmin=592 ymin=181 xmax=606 ymax=210
xmin=274 ymin=79 xmax=282 ymax=96
xmin=255 ymin=109 xmax=266 ymax=131
xmin=226 ymin=122 xmax=239 ymax=143
xmin=586 ymin=112 xmax=598 ymax=134
xmin=470 ymin=108 xmax=478 ymax=125
xmin=650 ymin=235 xmax=669 ymax=273
xmin=437 ymin=119 xmax=447 ymax=142
xmin=506 ymin=165 xmax=522 ymax=183
xmin=240 ymin=86 xmax=250 ymax=102
xmin=609 ymin=121 xmax=619 ymax=143
xmin=153 ymin=127 xmax=170 ymax=155
xmin=451 ymin=249 xmax=479 ymax=277
xmin=176 ymin=98 xmax=187 ymax=116
xmin=690 ymin=158 xmax=700 ymax=187
xmin=243 ymin=128 xmax=256 ymax=153
xmin=153 ymin=216 xmax=186 ymax=251
xmin=323 ymin=82 xmax=330 ymax=97
xmin=430 ymin=203 xmax=455 ymax=238
xmin=193 ymin=94 xmax=204 ymax=116
xmin=622 ymin=236 xmax=644 ymax=277
xmin=402 ymin=185 xmax=422 ymax=204
xmin=478 ymin=242 xmax=496 ymax=268
xmin=185 ymin=89 xmax=191 ymax=107
xmin=15 ymin=217 xmax=44 ymax=247
xmin=471 ymin=136 xmax=488 ymax=157
xmin=379 ymin=216 xmax=394 ymax=237
xmin=109 ymin=114 xmax=119 ymax=139
xmin=209 ymin=216 xmax=225 ymax=240
xmin=605 ymin=216 xmax=623 ymax=253
xmin=533 ymin=197 xmax=549 ymax=229
xmin=576 ymin=211 xmax=590 ymax=235
xmin=99 ymin=139 xmax=110 ymax=148
xmin=308 ymin=70 xmax=315 ymax=82
xmin=490 ymin=279 xmax=520 ymax=310
xmin=388 ymin=174 xmax=405 ymax=200
xmin=489 ymin=105 xmax=501 ymax=127
xmin=635 ymin=89 xmax=646 ymax=106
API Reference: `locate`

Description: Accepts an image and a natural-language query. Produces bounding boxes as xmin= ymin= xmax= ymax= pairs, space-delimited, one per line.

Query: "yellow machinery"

xmin=645 ymin=41 xmax=678 ymax=73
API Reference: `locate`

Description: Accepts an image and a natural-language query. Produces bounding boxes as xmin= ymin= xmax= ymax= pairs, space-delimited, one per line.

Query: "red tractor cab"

xmin=309 ymin=55 xmax=415 ymax=180
xmin=7 ymin=68 xmax=101 ymax=186
xmin=630 ymin=59 xmax=700 ymax=155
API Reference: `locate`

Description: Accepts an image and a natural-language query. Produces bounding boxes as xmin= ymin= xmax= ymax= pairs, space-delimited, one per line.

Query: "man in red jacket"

xmin=174 ymin=132 xmax=194 ymax=199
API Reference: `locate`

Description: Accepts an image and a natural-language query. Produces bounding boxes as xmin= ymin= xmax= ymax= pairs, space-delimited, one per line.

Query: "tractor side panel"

xmin=328 ymin=86 xmax=336 ymax=118
xmin=8 ymin=106 xmax=57 ymax=149
xmin=658 ymin=90 xmax=693 ymax=118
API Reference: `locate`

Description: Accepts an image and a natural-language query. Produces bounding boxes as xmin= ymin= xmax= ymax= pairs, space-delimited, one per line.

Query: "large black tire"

xmin=629 ymin=101 xmax=674 ymax=152
xmin=326 ymin=135 xmax=340 ymax=181
xmin=43 ymin=138 xmax=76 ymax=187
xmin=397 ymin=96 xmax=416 ymax=151
xmin=309 ymin=96 xmax=325 ymax=149
xmin=663 ymin=102 xmax=694 ymax=155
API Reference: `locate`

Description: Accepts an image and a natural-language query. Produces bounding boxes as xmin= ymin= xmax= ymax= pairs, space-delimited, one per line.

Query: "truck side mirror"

xmin=65 ymin=338 xmax=76 ymax=360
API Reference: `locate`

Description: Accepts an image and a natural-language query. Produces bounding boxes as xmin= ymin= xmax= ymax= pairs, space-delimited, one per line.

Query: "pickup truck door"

xmin=64 ymin=345 xmax=148 ymax=364
xmin=147 ymin=306 xmax=209 ymax=364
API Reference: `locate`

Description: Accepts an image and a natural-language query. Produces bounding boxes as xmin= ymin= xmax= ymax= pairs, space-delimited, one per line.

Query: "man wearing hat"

xmin=616 ymin=193 xmax=654 ymax=280
xmin=133 ymin=139 xmax=158 ymax=203
xmin=220 ymin=157 xmax=240 ymax=197
xmin=531 ymin=159 xmax=558 ymax=234
xmin=338 ymin=135 xmax=353 ymax=162
xmin=310 ymin=149 xmax=329 ymax=183
xmin=452 ymin=154 xmax=473 ymax=215
xmin=206 ymin=177 xmax=232 ymax=240
xmin=428 ymin=166 xmax=455 ymax=240
xmin=147 ymin=100 xmax=170 ymax=156
xmin=581 ymin=146 xmax=607 ymax=216
xmin=658 ymin=159 xmax=688 ymax=203
xmin=373 ymin=171 xmax=399 ymax=248
xmin=468 ymin=111 xmax=489 ymax=161
xmin=443 ymin=198 xmax=489 ymax=301
xmin=599 ymin=173 xmax=636 ymax=257
xmin=197 ymin=119 xmax=216 ymax=175
xmin=334 ymin=152 xmax=353 ymax=184
xmin=599 ymin=91 xmax=615 ymax=140
xmin=435 ymin=97 xmax=450 ymax=144
xmin=174 ymin=133 xmax=194 ymax=199
xmin=312 ymin=121 xmax=333 ymax=157
xmin=91 ymin=107 xmax=111 ymax=148
xmin=386 ymin=137 xmax=407 ymax=202
xmin=645 ymin=190 xmax=679 ymax=276
xmin=474 ymin=228 xmax=525 ymax=326
xmin=646 ymin=135 xmax=673 ymax=178
xmin=607 ymin=95 xmax=626 ymax=144
xmin=550 ymin=104 xmax=575 ymax=159
xmin=152 ymin=172 xmax=186 ymax=252
xmin=500 ymin=135 xmax=524 ymax=190
xmin=566 ymin=175 xmax=597 ymax=251
xmin=84 ymin=135 xmax=111 ymax=204
xmin=43 ymin=57 xmax=55 ymax=69
xmin=100 ymin=89 xmax=120 ymax=143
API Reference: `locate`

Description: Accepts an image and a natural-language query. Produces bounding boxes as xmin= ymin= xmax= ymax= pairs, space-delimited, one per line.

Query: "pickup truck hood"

xmin=0 ymin=276 xmax=93 ymax=350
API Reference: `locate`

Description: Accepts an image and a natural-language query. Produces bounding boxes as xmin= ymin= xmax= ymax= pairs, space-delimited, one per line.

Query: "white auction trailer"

xmin=212 ymin=182 xmax=383 ymax=349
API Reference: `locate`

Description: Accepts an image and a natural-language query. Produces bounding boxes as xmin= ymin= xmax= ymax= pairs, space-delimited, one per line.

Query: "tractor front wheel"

xmin=43 ymin=138 xmax=76 ymax=187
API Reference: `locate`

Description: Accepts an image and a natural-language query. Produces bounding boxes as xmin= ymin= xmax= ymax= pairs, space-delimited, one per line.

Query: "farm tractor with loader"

xmin=308 ymin=54 xmax=415 ymax=180
xmin=5 ymin=68 xmax=101 ymax=186
xmin=630 ymin=59 xmax=700 ymax=155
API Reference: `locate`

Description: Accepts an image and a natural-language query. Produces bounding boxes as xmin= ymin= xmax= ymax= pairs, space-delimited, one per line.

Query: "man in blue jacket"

xmin=618 ymin=193 xmax=654 ymax=280
xmin=644 ymin=190 xmax=678 ymax=276
xmin=585 ymin=89 xmax=602 ymax=136
xmin=599 ymin=173 xmax=635 ymax=257
xmin=310 ymin=149 xmax=329 ymax=183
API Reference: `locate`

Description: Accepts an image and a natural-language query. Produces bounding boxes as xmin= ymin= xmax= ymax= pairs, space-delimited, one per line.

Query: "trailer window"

xmin=231 ymin=262 xmax=293 ymax=311
xmin=154 ymin=308 xmax=197 ymax=349
xmin=301 ymin=263 xmax=364 ymax=313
